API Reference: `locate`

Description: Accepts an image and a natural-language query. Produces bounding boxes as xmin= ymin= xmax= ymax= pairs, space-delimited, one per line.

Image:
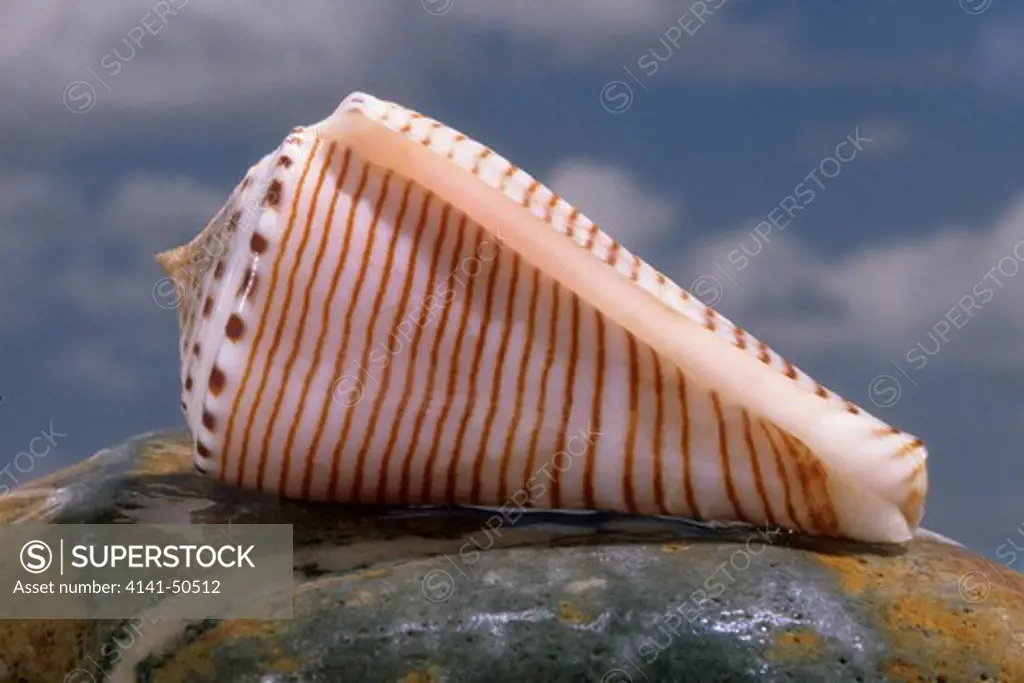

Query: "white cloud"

xmin=46 ymin=340 xmax=144 ymax=399
xmin=98 ymin=174 xmax=225 ymax=254
xmin=678 ymin=194 xmax=1024 ymax=372
xmin=0 ymin=172 xmax=223 ymax=325
xmin=547 ymin=158 xmax=679 ymax=251
xmin=800 ymin=120 xmax=914 ymax=159
xmin=543 ymin=158 xmax=1024 ymax=376
xmin=451 ymin=1 xmax=674 ymax=60
xmin=0 ymin=2 xmax=431 ymax=148
xmin=538 ymin=158 xmax=1024 ymax=376
xmin=0 ymin=3 xmax=966 ymax=157
xmin=0 ymin=172 xmax=86 ymax=328
xmin=0 ymin=169 xmax=226 ymax=393
xmin=451 ymin=4 xmax=962 ymax=87
xmin=977 ymin=19 xmax=1024 ymax=90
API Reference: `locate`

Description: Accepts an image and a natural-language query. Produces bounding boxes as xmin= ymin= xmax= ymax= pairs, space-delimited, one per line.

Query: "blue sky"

xmin=1 ymin=1 xmax=1023 ymax=562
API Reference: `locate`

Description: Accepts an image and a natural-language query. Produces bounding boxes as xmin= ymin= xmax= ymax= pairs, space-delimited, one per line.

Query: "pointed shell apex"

xmin=156 ymin=245 xmax=189 ymax=279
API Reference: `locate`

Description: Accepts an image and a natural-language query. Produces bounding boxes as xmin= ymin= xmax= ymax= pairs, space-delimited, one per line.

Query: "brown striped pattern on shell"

xmin=167 ymin=94 xmax=927 ymax=541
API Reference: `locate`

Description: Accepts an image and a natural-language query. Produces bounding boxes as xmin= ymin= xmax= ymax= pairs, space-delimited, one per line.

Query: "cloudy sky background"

xmin=1 ymin=1 xmax=1022 ymax=563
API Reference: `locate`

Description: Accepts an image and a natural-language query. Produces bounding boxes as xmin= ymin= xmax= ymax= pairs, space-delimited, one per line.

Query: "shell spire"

xmin=156 ymin=245 xmax=188 ymax=280
xmin=160 ymin=92 xmax=928 ymax=544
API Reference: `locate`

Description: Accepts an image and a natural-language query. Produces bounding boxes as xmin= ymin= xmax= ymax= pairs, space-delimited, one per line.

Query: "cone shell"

xmin=157 ymin=92 xmax=928 ymax=544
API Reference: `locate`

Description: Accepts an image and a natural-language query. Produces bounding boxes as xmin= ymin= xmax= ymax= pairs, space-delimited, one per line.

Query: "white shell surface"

xmin=168 ymin=92 xmax=928 ymax=544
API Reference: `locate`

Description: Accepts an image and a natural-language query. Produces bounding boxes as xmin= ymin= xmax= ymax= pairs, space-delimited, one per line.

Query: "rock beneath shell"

xmin=1 ymin=428 xmax=1022 ymax=682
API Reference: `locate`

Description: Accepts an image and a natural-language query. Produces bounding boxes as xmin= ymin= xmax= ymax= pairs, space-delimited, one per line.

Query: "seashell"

xmin=157 ymin=92 xmax=927 ymax=544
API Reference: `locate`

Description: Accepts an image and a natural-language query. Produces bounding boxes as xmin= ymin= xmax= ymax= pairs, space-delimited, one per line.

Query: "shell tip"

xmin=155 ymin=246 xmax=187 ymax=278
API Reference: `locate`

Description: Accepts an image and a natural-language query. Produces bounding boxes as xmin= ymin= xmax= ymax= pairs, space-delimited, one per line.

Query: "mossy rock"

xmin=1 ymin=429 xmax=1022 ymax=682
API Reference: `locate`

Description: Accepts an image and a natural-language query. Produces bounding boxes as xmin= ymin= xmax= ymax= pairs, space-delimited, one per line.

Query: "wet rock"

xmin=2 ymin=428 xmax=1022 ymax=682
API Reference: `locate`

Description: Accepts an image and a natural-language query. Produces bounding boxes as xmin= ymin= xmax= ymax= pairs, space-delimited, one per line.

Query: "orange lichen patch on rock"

xmin=885 ymin=660 xmax=930 ymax=683
xmin=815 ymin=541 xmax=1024 ymax=679
xmin=814 ymin=541 xmax=951 ymax=597
xmin=0 ymin=487 xmax=60 ymax=523
xmin=882 ymin=596 xmax=1024 ymax=681
xmin=0 ymin=621 xmax=98 ymax=683
xmin=955 ymin=552 xmax=1024 ymax=604
xmin=347 ymin=567 xmax=394 ymax=582
xmin=660 ymin=542 xmax=694 ymax=555
xmin=400 ymin=664 xmax=442 ymax=683
xmin=344 ymin=588 xmax=375 ymax=607
xmin=153 ymin=649 xmax=218 ymax=683
xmin=558 ymin=600 xmax=588 ymax=624
xmin=153 ymin=620 xmax=299 ymax=683
xmin=813 ymin=551 xmax=921 ymax=596
xmin=267 ymin=656 xmax=301 ymax=674
xmin=764 ymin=627 xmax=821 ymax=662
xmin=133 ymin=439 xmax=194 ymax=477
xmin=814 ymin=554 xmax=872 ymax=594
xmin=197 ymin=619 xmax=281 ymax=647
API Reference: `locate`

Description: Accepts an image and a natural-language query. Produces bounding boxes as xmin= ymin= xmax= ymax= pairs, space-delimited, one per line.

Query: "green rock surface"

xmin=1 ymin=428 xmax=1022 ymax=682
